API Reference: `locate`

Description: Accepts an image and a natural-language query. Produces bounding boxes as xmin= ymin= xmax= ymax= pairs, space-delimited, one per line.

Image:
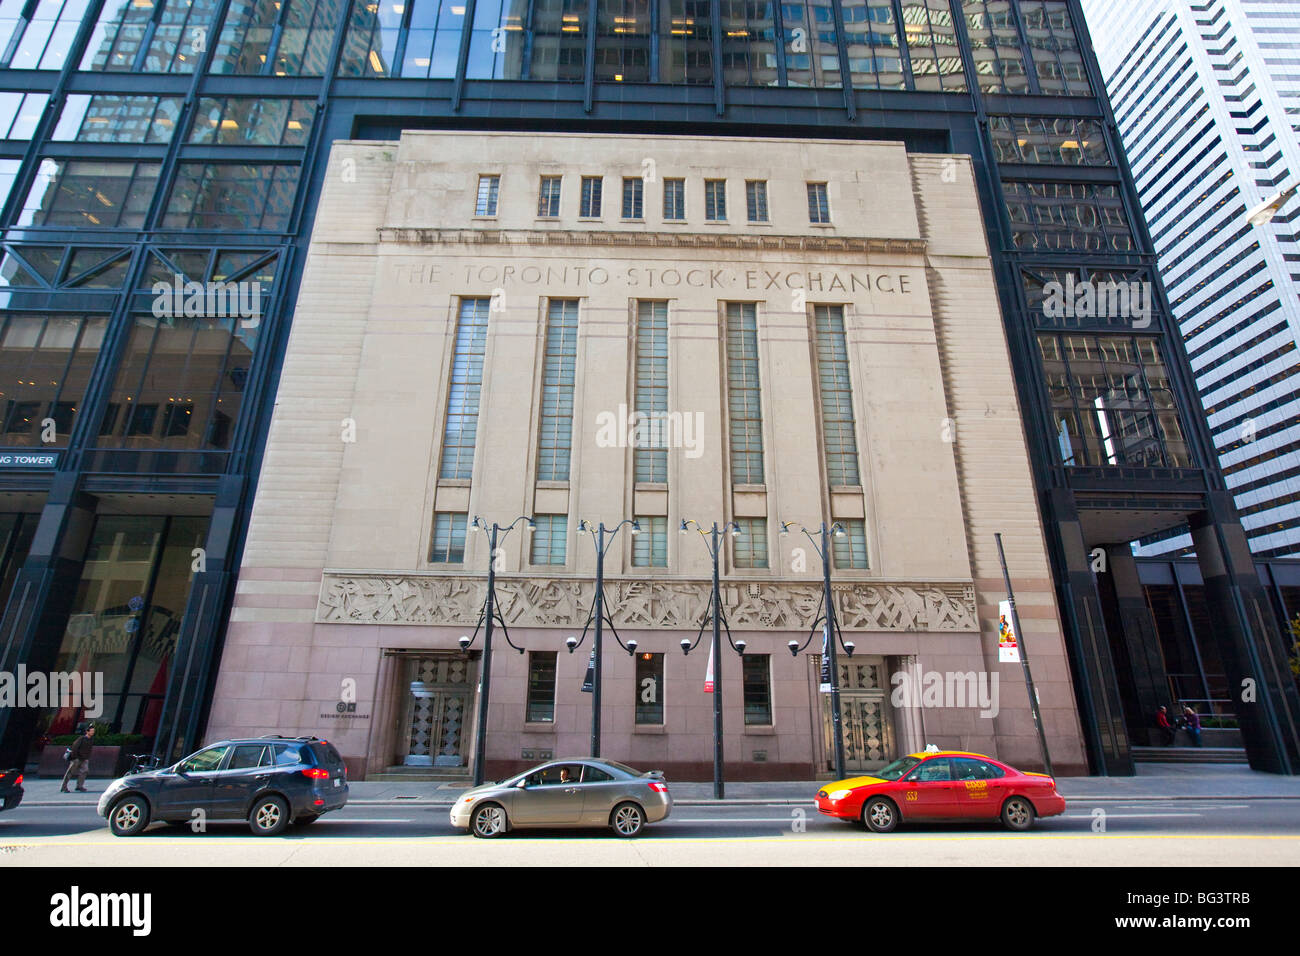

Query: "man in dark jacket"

xmin=60 ymin=725 xmax=95 ymax=792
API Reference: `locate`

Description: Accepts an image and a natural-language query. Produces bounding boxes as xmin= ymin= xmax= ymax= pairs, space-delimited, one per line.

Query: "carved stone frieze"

xmin=317 ymin=574 xmax=977 ymax=632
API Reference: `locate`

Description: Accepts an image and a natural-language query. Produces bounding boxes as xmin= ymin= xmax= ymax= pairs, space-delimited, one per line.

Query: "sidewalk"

xmin=14 ymin=762 xmax=1300 ymax=808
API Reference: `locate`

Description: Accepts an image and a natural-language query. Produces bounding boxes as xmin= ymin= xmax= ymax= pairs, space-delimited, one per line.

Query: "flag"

xmin=704 ymin=641 xmax=714 ymax=693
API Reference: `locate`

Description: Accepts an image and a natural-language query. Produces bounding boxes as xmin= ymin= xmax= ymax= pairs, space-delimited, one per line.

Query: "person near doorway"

xmin=1181 ymin=706 xmax=1202 ymax=747
xmin=1155 ymin=705 xmax=1176 ymax=746
xmin=61 ymin=724 xmax=96 ymax=792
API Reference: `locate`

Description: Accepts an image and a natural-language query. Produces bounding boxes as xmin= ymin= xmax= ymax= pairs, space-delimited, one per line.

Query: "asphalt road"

xmin=2 ymin=799 xmax=1298 ymax=865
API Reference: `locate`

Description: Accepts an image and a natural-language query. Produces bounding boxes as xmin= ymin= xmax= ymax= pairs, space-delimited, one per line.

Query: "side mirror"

xmin=515 ymin=778 xmax=528 ymax=789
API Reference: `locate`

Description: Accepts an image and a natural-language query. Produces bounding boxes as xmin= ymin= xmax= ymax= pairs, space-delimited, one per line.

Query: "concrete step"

xmin=1132 ymin=746 xmax=1248 ymax=764
xmin=367 ymin=766 xmax=473 ymax=783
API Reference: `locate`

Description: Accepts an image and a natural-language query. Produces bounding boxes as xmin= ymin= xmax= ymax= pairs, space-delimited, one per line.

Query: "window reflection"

xmin=95 ymin=313 xmax=255 ymax=451
xmin=210 ymin=0 xmax=346 ymax=75
xmin=844 ymin=0 xmax=903 ymax=91
xmin=1038 ymin=332 xmax=1192 ymax=469
xmin=0 ymin=313 xmax=106 ymax=447
xmin=52 ymin=94 xmax=183 ymax=144
xmin=659 ymin=0 xmax=710 ymax=83
xmin=7 ymin=0 xmax=90 ymax=70
xmin=164 ymin=163 xmax=300 ymax=231
xmin=19 ymin=159 xmax=160 ymax=228
xmin=1003 ymin=180 xmax=1134 ymax=253
xmin=990 ymin=116 xmax=1110 ymax=166
xmin=188 ymin=97 xmax=315 ymax=145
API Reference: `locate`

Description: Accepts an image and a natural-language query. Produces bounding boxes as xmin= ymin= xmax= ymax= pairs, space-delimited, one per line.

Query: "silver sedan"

xmin=450 ymin=758 xmax=672 ymax=838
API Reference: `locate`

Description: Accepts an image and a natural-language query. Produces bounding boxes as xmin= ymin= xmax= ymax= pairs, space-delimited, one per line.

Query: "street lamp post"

xmin=679 ymin=519 xmax=744 ymax=799
xmin=461 ymin=515 xmax=534 ymax=786
xmin=780 ymin=521 xmax=854 ymax=781
xmin=569 ymin=518 xmax=641 ymax=758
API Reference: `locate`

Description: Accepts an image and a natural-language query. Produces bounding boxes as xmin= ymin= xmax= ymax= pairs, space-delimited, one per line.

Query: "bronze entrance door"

xmin=819 ymin=657 xmax=896 ymax=773
xmin=402 ymin=655 xmax=474 ymax=768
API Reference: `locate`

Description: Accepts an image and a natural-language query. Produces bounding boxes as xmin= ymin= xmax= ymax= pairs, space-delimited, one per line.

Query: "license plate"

xmin=333 ymin=778 xmax=341 ymax=788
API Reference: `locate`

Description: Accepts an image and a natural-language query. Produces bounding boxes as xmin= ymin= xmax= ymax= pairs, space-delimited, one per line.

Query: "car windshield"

xmin=870 ymin=756 xmax=923 ymax=781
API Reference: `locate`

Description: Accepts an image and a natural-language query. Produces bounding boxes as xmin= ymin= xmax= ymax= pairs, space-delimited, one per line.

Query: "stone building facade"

xmin=206 ymin=130 xmax=1089 ymax=779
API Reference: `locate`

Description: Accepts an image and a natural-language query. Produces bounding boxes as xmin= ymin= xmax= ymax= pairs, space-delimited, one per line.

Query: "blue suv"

xmin=99 ymin=736 xmax=349 ymax=836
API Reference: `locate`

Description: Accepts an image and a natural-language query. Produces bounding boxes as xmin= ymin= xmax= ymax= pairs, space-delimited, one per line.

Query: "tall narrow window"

xmin=634 ymin=300 xmax=668 ymax=483
xmin=526 ymin=651 xmax=558 ymax=722
xmin=632 ymin=515 xmax=667 ymax=567
xmin=742 ymin=654 xmax=772 ymax=724
xmin=745 ymin=180 xmax=768 ymax=222
xmin=734 ymin=516 xmax=769 ymax=569
xmin=580 ymin=175 xmax=603 ymax=217
xmin=813 ymin=304 xmax=861 ymax=486
xmin=832 ymin=518 xmax=868 ymax=569
xmin=725 ymin=302 xmax=764 ymax=485
xmin=530 ymin=514 xmax=568 ymax=565
xmin=429 ymin=512 xmax=468 ymax=563
xmin=705 ymin=179 xmax=726 ymax=221
xmin=663 ymin=178 xmax=685 ymax=220
xmin=538 ymin=299 xmax=578 ymax=480
xmin=807 ymin=182 xmax=830 ymax=223
xmin=538 ymin=175 xmax=562 ymax=217
xmin=475 ymin=174 xmax=500 ymax=216
xmin=440 ymin=298 xmax=489 ymax=480
xmin=622 ymin=177 xmax=644 ymax=219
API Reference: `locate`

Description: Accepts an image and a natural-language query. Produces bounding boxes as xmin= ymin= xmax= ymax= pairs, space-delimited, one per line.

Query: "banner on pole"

xmin=580 ymin=650 xmax=595 ymax=692
xmin=704 ymin=641 xmax=714 ymax=693
xmin=998 ymin=601 xmax=1020 ymax=662
xmin=819 ymin=624 xmax=832 ymax=693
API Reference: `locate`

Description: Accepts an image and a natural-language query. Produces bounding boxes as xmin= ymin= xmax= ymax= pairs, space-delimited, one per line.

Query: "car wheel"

xmin=108 ymin=795 xmax=150 ymax=837
xmin=248 ymin=795 xmax=290 ymax=836
xmin=862 ymin=796 xmax=899 ymax=833
xmin=471 ymin=802 xmax=507 ymax=838
xmin=1001 ymin=796 xmax=1036 ymax=832
xmin=295 ymin=814 xmax=320 ymax=826
xmin=610 ymin=802 xmax=645 ymax=838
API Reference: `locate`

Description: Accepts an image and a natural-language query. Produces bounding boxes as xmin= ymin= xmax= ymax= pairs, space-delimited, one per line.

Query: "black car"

xmin=0 ymin=769 xmax=22 ymax=813
xmin=98 ymin=736 xmax=348 ymax=836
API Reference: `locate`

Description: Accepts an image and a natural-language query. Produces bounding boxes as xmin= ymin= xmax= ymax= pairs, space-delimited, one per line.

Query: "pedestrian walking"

xmin=1182 ymin=706 xmax=1202 ymax=747
xmin=60 ymin=724 xmax=96 ymax=792
xmin=1155 ymin=705 xmax=1176 ymax=746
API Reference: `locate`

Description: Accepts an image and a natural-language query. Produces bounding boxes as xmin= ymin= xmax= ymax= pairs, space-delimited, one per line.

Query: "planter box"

xmin=38 ymin=745 xmax=129 ymax=779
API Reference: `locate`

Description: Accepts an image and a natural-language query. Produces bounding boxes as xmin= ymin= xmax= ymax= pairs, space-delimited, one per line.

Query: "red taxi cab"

xmin=814 ymin=750 xmax=1066 ymax=832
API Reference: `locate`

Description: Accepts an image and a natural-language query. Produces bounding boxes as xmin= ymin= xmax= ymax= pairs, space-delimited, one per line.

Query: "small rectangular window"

xmin=734 ymin=517 xmax=769 ymax=569
xmin=538 ymin=175 xmax=562 ymax=217
xmin=746 ymin=180 xmax=768 ymax=222
xmin=832 ymin=518 xmax=868 ymax=569
xmin=526 ymin=651 xmax=557 ymax=722
xmin=632 ymin=515 xmax=667 ymax=567
xmin=663 ymin=178 xmax=685 ymax=220
xmin=429 ymin=512 xmax=468 ymax=563
xmin=622 ymin=177 xmax=644 ymax=219
xmin=580 ymin=175 xmax=603 ymax=217
xmin=742 ymin=654 xmax=772 ymax=725
xmin=807 ymin=182 xmax=830 ymax=223
xmin=635 ymin=652 xmax=664 ymax=724
xmin=530 ymin=514 xmax=568 ymax=565
xmin=475 ymin=174 xmax=500 ymax=216
xmin=705 ymin=179 xmax=726 ymax=221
